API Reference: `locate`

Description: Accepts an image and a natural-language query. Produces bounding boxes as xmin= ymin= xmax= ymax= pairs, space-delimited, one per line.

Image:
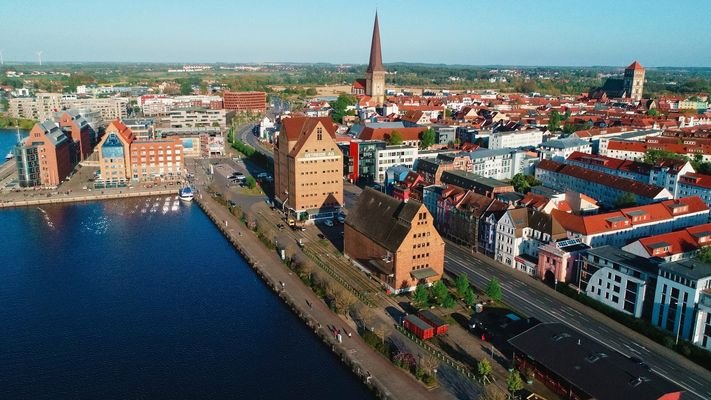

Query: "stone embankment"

xmin=0 ymin=189 xmax=176 ymax=208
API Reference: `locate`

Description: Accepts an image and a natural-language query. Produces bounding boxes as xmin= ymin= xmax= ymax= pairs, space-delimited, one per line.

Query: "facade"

xmin=274 ymin=117 xmax=343 ymax=222
xmin=129 ymin=138 xmax=183 ymax=183
xmin=364 ymin=13 xmax=386 ymax=105
xmin=678 ymin=173 xmax=711 ymax=208
xmin=63 ymin=97 xmax=128 ymax=121
xmin=652 ymin=259 xmax=711 ymax=348
xmin=344 ymin=188 xmax=445 ymax=294
xmin=536 ymin=159 xmax=673 ymax=208
xmin=537 ymin=239 xmax=589 ymax=283
xmin=552 ymin=196 xmax=710 ymax=247
xmin=97 ymin=120 xmax=134 ymax=186
xmin=435 ymin=186 xmax=508 ymax=252
xmin=604 ymin=138 xmax=711 ymax=163
xmin=374 ymin=145 xmax=417 ymax=183
xmin=166 ymin=108 xmax=230 ymax=129
xmin=488 ymin=129 xmax=544 ymax=150
xmin=222 ymin=91 xmax=267 ymax=113
xmin=623 ymin=61 xmax=645 ymax=101
xmin=14 ymin=121 xmax=72 ymax=188
xmin=622 ymin=223 xmax=711 ymax=262
xmin=495 ymin=208 xmax=567 ymax=276
xmin=538 ymin=137 xmax=592 ymax=161
xmin=580 ymin=246 xmax=659 ymax=318
xmin=565 ymin=151 xmax=695 ymax=198
xmin=464 ymin=148 xmax=537 ymax=180
xmin=56 ymin=110 xmax=94 ymax=163
xmin=340 ymin=139 xmax=386 ymax=184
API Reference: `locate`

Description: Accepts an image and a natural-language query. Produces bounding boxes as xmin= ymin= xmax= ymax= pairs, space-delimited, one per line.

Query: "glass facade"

xmin=14 ymin=144 xmax=40 ymax=187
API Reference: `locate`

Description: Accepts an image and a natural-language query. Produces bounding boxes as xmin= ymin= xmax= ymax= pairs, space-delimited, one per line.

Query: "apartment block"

xmin=222 ymin=91 xmax=267 ymax=113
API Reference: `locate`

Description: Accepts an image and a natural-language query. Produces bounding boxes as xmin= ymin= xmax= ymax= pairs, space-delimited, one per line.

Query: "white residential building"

xmin=652 ymin=259 xmax=711 ymax=350
xmin=374 ymin=145 xmax=418 ymax=183
xmin=488 ymin=129 xmax=544 ymax=150
xmin=165 ymin=108 xmax=229 ymax=129
xmin=538 ymin=137 xmax=592 ymax=161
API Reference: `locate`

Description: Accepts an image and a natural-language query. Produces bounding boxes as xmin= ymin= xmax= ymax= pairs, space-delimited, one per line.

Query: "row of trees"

xmin=386 ymin=128 xmax=436 ymax=149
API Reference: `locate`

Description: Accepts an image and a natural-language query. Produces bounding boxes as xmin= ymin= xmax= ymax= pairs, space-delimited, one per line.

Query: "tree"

xmin=455 ymin=274 xmax=470 ymax=297
xmin=698 ymin=246 xmax=711 ymax=263
xmin=388 ymin=130 xmax=404 ymax=145
xmin=464 ymin=287 xmax=476 ymax=306
xmin=477 ymin=358 xmax=493 ymax=384
xmin=330 ymin=93 xmax=356 ymax=123
xmin=643 ymin=149 xmax=687 ymax=165
xmin=615 ymin=191 xmax=636 ymax=208
xmin=486 ymin=277 xmax=502 ymax=302
xmin=506 ymin=370 xmax=524 ymax=399
xmin=420 ymin=128 xmax=436 ymax=149
xmin=326 ymin=282 xmax=357 ymax=315
xmin=547 ymin=110 xmax=561 ymax=132
xmin=179 ymin=81 xmax=194 ymax=95
xmin=511 ymin=173 xmax=530 ymax=193
xmin=413 ymin=284 xmax=430 ymax=308
xmin=245 ymin=176 xmax=257 ymax=189
xmin=305 ymin=87 xmax=317 ymax=96
xmin=431 ymin=280 xmax=449 ymax=305
xmin=647 ymin=108 xmax=659 ymax=116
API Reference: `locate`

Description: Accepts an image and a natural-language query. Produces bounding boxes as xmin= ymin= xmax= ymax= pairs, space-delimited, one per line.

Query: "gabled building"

xmin=440 ymin=170 xmax=515 ymax=198
xmin=552 ymin=196 xmax=710 ymax=247
xmin=97 ymin=120 xmax=134 ymax=186
xmin=565 ymin=151 xmax=695 ymax=198
xmin=56 ymin=110 xmax=95 ymax=163
xmin=622 ymin=223 xmax=711 ymax=262
xmin=344 ymin=188 xmax=445 ymax=294
xmin=536 ymin=159 xmax=673 ymax=208
xmin=14 ymin=121 xmax=72 ymax=188
xmin=495 ymin=208 xmax=567 ymax=276
xmin=274 ymin=116 xmax=343 ymax=222
xmin=435 ymin=186 xmax=508 ymax=252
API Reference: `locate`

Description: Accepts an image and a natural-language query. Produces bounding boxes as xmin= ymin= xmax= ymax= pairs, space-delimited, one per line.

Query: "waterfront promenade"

xmin=191 ymin=181 xmax=447 ymax=400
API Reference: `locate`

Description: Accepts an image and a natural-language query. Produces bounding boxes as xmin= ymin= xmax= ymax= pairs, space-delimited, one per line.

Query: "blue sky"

xmin=2 ymin=0 xmax=710 ymax=67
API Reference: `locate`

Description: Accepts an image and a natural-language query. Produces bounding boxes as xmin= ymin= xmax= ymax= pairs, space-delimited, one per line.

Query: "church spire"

xmin=366 ymin=12 xmax=385 ymax=73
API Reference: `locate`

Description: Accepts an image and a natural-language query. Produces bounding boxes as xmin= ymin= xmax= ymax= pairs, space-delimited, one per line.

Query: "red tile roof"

xmin=359 ymin=126 xmax=426 ymax=141
xmin=108 ymin=119 xmax=134 ymax=143
xmin=680 ymin=173 xmax=711 ymax=189
xmin=552 ymin=196 xmax=708 ymax=235
xmin=626 ymin=61 xmax=645 ymax=71
xmin=635 ymin=223 xmax=711 ymax=257
xmin=537 ymin=159 xmax=668 ymax=199
xmin=281 ymin=116 xmax=336 ymax=141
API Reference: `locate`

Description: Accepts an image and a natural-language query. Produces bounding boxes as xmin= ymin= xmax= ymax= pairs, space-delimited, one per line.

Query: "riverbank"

xmin=193 ymin=191 xmax=440 ymax=400
xmin=0 ymin=188 xmax=176 ymax=209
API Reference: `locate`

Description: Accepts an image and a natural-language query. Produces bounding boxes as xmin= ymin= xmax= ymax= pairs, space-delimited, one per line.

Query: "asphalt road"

xmin=445 ymin=244 xmax=711 ymax=400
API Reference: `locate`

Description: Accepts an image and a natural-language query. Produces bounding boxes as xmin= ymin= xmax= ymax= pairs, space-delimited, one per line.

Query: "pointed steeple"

xmin=367 ymin=12 xmax=385 ymax=73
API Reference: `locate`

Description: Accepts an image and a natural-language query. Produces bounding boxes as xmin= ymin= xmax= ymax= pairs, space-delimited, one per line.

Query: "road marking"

xmin=445 ymin=253 xmax=708 ymax=400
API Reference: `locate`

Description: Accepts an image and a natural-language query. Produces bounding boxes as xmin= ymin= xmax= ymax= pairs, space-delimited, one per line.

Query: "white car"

xmin=337 ymin=216 xmax=345 ymax=224
xmin=324 ymin=219 xmax=334 ymax=227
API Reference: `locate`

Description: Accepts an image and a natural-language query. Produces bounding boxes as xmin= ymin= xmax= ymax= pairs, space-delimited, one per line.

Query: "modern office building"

xmin=222 ymin=91 xmax=267 ymax=113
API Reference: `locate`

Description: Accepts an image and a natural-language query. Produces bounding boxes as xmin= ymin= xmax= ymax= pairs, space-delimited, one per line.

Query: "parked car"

xmin=337 ymin=215 xmax=345 ymax=224
xmin=324 ymin=219 xmax=334 ymax=227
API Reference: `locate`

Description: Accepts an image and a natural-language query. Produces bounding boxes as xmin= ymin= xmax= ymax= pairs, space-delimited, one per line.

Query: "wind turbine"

xmin=37 ymin=50 xmax=42 ymax=66
xmin=0 ymin=50 xmax=4 ymax=65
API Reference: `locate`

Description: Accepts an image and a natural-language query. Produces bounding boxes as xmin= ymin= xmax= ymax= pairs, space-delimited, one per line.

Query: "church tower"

xmin=623 ymin=61 xmax=645 ymax=101
xmin=365 ymin=12 xmax=386 ymax=105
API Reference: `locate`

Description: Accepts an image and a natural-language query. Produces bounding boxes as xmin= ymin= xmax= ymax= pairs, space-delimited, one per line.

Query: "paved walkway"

xmin=193 ymin=184 xmax=446 ymax=400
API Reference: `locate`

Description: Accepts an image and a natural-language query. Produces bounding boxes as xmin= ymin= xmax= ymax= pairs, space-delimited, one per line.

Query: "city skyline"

xmin=2 ymin=0 xmax=711 ymax=67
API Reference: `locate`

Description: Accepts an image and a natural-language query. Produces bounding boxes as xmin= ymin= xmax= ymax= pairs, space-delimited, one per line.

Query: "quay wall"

xmin=0 ymin=189 xmax=176 ymax=209
xmin=194 ymin=195 xmax=396 ymax=400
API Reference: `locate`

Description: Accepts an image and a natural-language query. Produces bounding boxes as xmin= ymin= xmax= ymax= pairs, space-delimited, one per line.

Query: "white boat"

xmin=4 ymin=151 xmax=13 ymax=161
xmin=179 ymin=186 xmax=194 ymax=202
